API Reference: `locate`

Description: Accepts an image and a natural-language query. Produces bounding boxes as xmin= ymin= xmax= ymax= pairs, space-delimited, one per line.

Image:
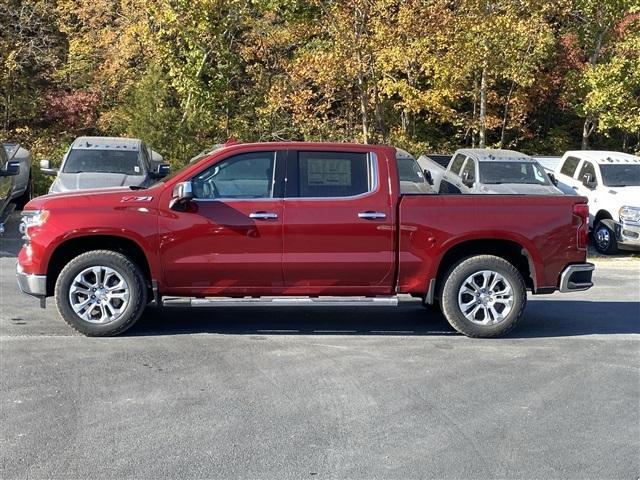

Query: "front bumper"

xmin=559 ymin=263 xmax=595 ymax=293
xmin=16 ymin=263 xmax=47 ymax=297
xmin=614 ymin=221 xmax=640 ymax=251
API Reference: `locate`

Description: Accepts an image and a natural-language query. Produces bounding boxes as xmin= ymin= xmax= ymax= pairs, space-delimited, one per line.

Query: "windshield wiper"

xmin=129 ymin=185 xmax=146 ymax=190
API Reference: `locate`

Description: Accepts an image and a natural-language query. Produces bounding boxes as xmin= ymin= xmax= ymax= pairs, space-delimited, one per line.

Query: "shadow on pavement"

xmin=126 ymin=300 xmax=640 ymax=338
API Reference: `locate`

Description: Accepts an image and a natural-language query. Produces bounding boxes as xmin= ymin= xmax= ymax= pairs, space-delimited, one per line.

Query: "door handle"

xmin=249 ymin=211 xmax=278 ymax=220
xmin=358 ymin=211 xmax=387 ymax=220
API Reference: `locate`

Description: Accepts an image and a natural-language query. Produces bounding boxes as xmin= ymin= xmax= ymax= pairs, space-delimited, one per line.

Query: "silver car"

xmin=42 ymin=137 xmax=169 ymax=193
xmin=4 ymin=143 xmax=32 ymax=207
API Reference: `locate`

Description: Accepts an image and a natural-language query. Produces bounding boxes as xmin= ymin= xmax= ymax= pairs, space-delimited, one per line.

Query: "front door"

xmin=158 ymin=150 xmax=285 ymax=294
xmin=282 ymin=149 xmax=395 ymax=294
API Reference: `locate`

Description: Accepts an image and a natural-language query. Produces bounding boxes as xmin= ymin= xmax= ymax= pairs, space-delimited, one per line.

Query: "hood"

xmin=601 ymin=186 xmax=640 ymax=208
xmin=26 ymin=183 xmax=163 ymax=211
xmin=478 ymin=183 xmax=563 ymax=195
xmin=50 ymin=172 xmax=145 ymax=193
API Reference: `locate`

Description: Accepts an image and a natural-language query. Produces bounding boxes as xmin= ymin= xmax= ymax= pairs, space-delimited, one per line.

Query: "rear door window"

xmin=449 ymin=154 xmax=467 ymax=176
xmin=288 ymin=151 xmax=373 ymax=198
xmin=560 ymin=156 xmax=580 ymax=177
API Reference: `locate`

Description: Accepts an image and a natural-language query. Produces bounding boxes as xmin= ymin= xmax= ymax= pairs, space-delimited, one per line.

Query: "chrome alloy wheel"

xmin=595 ymin=225 xmax=611 ymax=250
xmin=457 ymin=270 xmax=514 ymax=326
xmin=68 ymin=266 xmax=130 ymax=324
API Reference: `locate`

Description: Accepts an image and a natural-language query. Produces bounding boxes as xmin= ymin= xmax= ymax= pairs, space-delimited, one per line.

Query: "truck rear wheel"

xmin=54 ymin=250 xmax=147 ymax=336
xmin=440 ymin=255 xmax=526 ymax=338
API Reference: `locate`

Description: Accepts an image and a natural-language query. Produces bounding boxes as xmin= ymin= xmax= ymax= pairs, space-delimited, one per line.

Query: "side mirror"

xmin=423 ymin=169 xmax=434 ymax=185
xmin=548 ymin=172 xmax=558 ymax=186
xmin=582 ymin=173 xmax=597 ymax=189
xmin=1 ymin=160 xmax=20 ymax=177
xmin=169 ymin=181 xmax=194 ymax=210
xmin=462 ymin=171 xmax=474 ymax=187
xmin=150 ymin=163 xmax=171 ymax=179
xmin=39 ymin=159 xmax=58 ymax=176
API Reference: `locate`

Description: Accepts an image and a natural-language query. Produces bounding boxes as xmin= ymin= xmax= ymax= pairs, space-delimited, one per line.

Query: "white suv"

xmin=554 ymin=150 xmax=640 ymax=254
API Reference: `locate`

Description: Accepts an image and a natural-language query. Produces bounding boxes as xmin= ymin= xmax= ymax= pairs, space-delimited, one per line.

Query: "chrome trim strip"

xmin=559 ymin=263 xmax=595 ymax=293
xmin=192 ymin=152 xmax=381 ymax=203
xmin=184 ymin=296 xmax=399 ymax=307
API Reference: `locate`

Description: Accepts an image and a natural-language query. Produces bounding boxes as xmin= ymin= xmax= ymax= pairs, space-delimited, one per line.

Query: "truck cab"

xmin=41 ymin=136 xmax=170 ymax=194
xmin=423 ymin=149 xmax=562 ymax=195
xmin=554 ymin=151 xmax=640 ymax=254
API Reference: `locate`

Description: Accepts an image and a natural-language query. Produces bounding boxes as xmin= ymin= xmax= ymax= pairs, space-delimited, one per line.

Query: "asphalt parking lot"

xmin=1 ymin=212 xmax=639 ymax=479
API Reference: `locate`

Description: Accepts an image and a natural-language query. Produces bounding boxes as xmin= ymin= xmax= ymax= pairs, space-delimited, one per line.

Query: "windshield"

xmin=63 ymin=149 xmax=142 ymax=175
xmin=480 ymin=161 xmax=549 ymax=185
xmin=600 ymin=164 xmax=640 ymax=187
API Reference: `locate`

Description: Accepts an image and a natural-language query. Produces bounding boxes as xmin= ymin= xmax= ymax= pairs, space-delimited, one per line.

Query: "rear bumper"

xmin=16 ymin=263 xmax=47 ymax=297
xmin=559 ymin=263 xmax=594 ymax=293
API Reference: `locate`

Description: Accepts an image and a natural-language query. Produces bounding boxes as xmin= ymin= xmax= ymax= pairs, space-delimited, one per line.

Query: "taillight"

xmin=573 ymin=203 xmax=589 ymax=249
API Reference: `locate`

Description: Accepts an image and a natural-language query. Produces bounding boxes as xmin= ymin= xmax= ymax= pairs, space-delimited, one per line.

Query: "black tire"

xmin=54 ymin=250 xmax=147 ymax=336
xmin=593 ymin=221 xmax=618 ymax=255
xmin=440 ymin=255 xmax=527 ymax=338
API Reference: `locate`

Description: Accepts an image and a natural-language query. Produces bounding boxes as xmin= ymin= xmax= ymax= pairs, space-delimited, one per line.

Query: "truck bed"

xmin=397 ymin=194 xmax=588 ymax=294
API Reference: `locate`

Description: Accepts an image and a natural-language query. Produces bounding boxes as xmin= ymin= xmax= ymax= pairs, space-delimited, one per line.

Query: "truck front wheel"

xmin=440 ymin=255 xmax=526 ymax=338
xmin=593 ymin=221 xmax=618 ymax=255
xmin=54 ymin=250 xmax=147 ymax=336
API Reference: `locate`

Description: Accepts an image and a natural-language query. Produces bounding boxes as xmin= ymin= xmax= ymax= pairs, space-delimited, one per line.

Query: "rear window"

xmin=63 ymin=149 xmax=142 ymax=175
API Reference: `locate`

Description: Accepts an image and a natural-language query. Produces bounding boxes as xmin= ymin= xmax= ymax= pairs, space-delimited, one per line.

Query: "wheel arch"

xmin=432 ymin=238 xmax=536 ymax=301
xmin=45 ymin=235 xmax=152 ymax=296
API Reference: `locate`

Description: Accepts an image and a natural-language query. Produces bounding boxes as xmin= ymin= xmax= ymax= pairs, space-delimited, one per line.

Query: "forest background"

xmin=1 ymin=0 xmax=639 ymax=193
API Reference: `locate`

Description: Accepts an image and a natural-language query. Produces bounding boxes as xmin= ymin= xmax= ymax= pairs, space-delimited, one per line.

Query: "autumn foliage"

xmin=1 ymin=0 xmax=638 ymax=171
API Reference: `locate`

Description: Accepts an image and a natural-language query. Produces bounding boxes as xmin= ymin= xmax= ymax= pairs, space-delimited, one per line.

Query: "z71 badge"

xmin=120 ymin=195 xmax=153 ymax=203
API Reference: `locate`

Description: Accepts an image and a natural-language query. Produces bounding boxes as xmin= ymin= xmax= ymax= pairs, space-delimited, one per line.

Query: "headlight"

xmin=619 ymin=206 xmax=640 ymax=224
xmin=19 ymin=210 xmax=50 ymax=240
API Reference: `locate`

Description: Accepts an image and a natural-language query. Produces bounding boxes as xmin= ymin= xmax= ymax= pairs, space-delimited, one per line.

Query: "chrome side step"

xmin=162 ymin=296 xmax=399 ymax=307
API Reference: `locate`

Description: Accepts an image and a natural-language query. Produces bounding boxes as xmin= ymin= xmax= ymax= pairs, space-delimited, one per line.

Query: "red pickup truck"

xmin=17 ymin=142 xmax=594 ymax=337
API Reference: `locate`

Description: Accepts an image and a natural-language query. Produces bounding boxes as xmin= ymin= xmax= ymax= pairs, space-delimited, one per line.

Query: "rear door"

xmin=439 ymin=153 xmax=466 ymax=194
xmin=282 ymin=148 xmax=395 ymax=294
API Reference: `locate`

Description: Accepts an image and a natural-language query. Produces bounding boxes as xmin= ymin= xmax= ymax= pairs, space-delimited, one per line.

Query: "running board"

xmin=162 ymin=296 xmax=399 ymax=307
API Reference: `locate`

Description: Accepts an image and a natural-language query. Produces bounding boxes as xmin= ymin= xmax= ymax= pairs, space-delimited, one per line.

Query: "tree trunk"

xmin=479 ymin=67 xmax=487 ymax=148
xmin=582 ymin=117 xmax=596 ymax=149
xmin=499 ymin=81 xmax=515 ymax=149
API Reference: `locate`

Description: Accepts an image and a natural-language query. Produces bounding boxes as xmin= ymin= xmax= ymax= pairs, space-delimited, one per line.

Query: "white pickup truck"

xmin=418 ymin=149 xmax=562 ymax=195
xmin=554 ymin=150 xmax=640 ymax=254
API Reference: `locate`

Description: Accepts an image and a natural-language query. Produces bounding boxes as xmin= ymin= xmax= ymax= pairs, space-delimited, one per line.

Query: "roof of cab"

xmin=71 ymin=136 xmax=142 ymax=151
xmin=458 ymin=148 xmax=534 ymax=162
xmin=563 ymin=150 xmax=640 ymax=164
